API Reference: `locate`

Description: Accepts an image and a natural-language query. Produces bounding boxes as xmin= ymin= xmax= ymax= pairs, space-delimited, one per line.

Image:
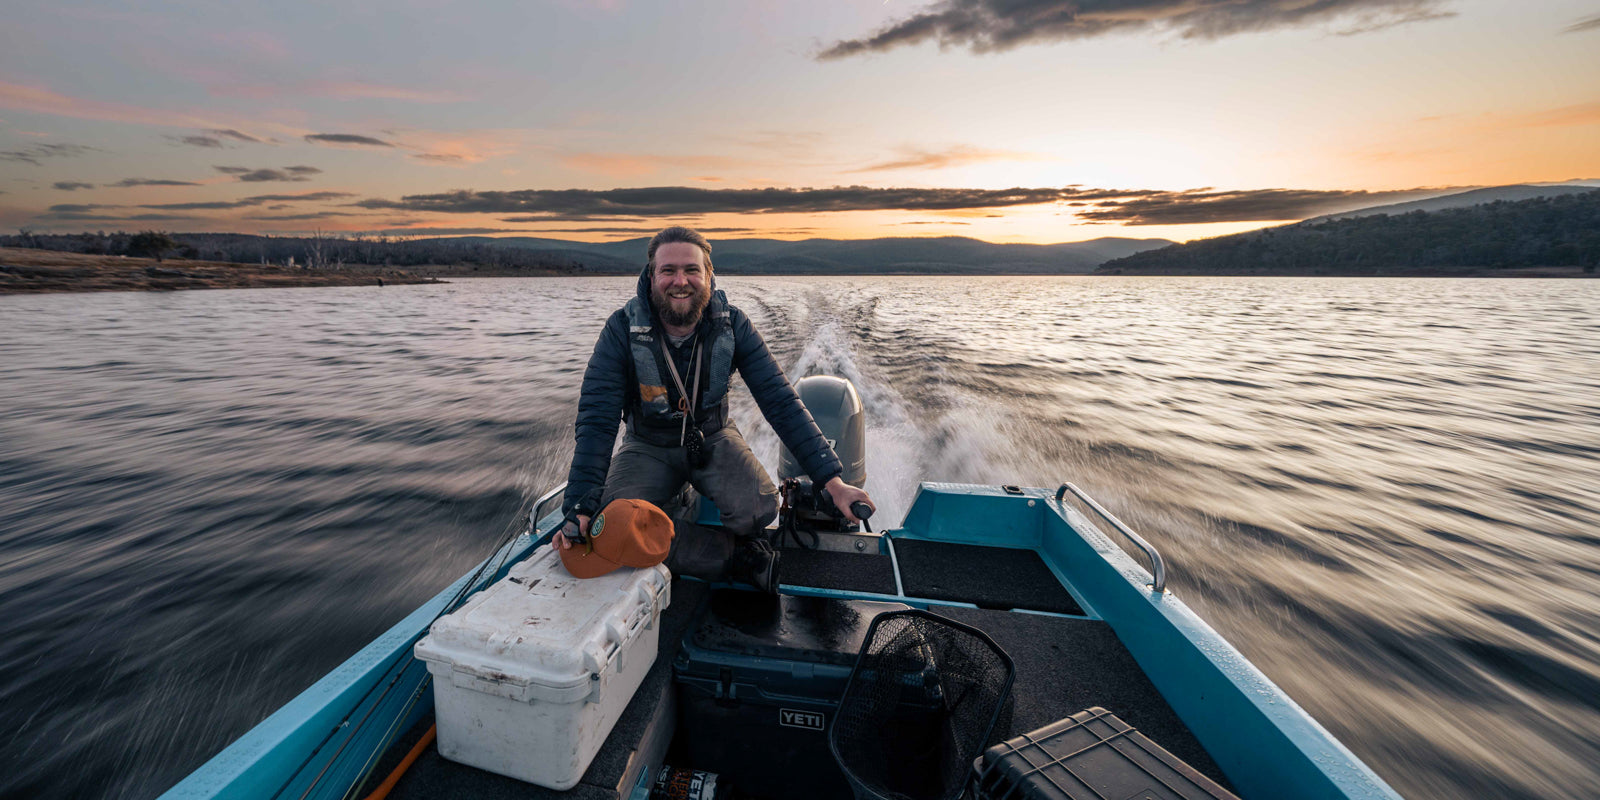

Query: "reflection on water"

xmin=1 ymin=276 xmax=1597 ymax=799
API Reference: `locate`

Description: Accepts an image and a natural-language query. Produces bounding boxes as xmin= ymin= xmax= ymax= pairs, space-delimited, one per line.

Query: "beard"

xmin=653 ymin=281 xmax=712 ymax=328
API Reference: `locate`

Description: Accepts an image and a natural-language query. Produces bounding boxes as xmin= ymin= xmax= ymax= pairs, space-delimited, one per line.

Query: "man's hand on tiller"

xmin=825 ymin=476 xmax=874 ymax=523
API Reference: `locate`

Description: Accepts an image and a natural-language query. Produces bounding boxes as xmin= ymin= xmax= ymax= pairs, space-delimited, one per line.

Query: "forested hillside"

xmin=1099 ymin=190 xmax=1600 ymax=275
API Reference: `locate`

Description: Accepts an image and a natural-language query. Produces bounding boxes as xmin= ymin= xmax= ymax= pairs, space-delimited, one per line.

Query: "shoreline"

xmin=6 ymin=248 xmax=1595 ymax=294
xmin=0 ymin=248 xmax=446 ymax=295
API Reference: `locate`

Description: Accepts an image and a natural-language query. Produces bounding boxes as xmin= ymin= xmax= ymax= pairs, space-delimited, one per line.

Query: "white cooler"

xmin=414 ymin=547 xmax=671 ymax=789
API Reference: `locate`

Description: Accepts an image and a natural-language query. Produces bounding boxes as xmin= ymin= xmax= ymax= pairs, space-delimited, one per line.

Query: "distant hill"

xmin=463 ymin=235 xmax=1173 ymax=275
xmin=1 ymin=231 xmax=1173 ymax=276
xmin=1098 ymin=189 xmax=1600 ymax=276
xmin=1310 ymin=184 xmax=1599 ymax=223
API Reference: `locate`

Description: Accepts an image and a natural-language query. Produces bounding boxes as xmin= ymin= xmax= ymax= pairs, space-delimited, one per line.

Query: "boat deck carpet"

xmin=893 ymin=538 xmax=1085 ymax=615
xmin=376 ymin=579 xmax=711 ymax=800
xmin=931 ymin=606 xmax=1233 ymax=791
xmin=776 ymin=546 xmax=897 ymax=594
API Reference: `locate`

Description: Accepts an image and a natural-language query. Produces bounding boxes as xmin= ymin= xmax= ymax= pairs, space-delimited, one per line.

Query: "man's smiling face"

xmin=651 ymin=241 xmax=711 ymax=329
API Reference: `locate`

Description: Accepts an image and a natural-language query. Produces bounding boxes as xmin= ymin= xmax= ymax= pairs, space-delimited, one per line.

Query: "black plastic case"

xmin=972 ymin=707 xmax=1239 ymax=800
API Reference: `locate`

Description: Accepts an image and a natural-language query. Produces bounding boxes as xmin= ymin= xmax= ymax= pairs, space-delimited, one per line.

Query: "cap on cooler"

xmin=561 ymin=498 xmax=675 ymax=579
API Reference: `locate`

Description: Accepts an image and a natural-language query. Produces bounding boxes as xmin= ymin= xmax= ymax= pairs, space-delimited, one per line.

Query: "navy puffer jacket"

xmin=562 ymin=266 xmax=842 ymax=516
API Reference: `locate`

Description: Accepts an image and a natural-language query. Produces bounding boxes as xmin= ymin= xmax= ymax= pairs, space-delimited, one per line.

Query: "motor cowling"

xmin=779 ymin=375 xmax=866 ymax=487
xmin=775 ymin=376 xmax=869 ymax=537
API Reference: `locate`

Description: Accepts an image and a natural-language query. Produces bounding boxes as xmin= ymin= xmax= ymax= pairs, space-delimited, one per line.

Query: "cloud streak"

xmin=356 ymin=186 xmax=1090 ymax=218
xmin=560 ymin=152 xmax=760 ymax=178
xmin=42 ymin=212 xmax=199 ymax=222
xmin=48 ymin=203 xmax=115 ymax=213
xmin=176 ymin=135 xmax=224 ymax=148
xmin=818 ymin=0 xmax=1455 ymax=58
xmin=305 ymin=133 xmax=395 ymax=147
xmin=352 ymin=183 xmax=1453 ymax=224
xmin=53 ymin=181 xmax=95 ymax=191
xmin=850 ymin=145 xmax=1045 ymax=172
xmin=214 ymin=165 xmax=323 ymax=182
xmin=167 ymin=128 xmax=267 ymax=148
xmin=39 ymin=203 xmax=202 ymax=222
xmin=211 ymin=81 xmax=466 ymax=103
xmin=210 ymin=129 xmax=263 ymax=143
xmin=242 ymin=211 xmax=362 ymax=221
xmin=1564 ymin=13 xmax=1600 ymax=33
xmin=107 ymin=178 xmax=202 ymax=187
xmin=142 ymin=191 xmax=354 ymax=211
xmin=0 ymin=143 xmax=96 ymax=165
xmin=1506 ymin=102 xmax=1600 ymax=129
xmin=0 ymin=80 xmax=226 ymax=129
xmin=1072 ymin=187 xmax=1448 ymax=224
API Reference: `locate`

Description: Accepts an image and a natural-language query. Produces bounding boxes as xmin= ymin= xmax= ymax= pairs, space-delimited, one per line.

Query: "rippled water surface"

xmin=2 ymin=276 xmax=1597 ymax=799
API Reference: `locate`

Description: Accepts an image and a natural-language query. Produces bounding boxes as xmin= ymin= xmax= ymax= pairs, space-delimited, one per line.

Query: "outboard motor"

xmin=777 ymin=375 xmax=868 ymax=538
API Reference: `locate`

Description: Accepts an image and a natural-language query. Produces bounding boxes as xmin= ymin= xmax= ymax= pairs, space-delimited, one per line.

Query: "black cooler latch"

xmin=716 ymin=666 xmax=736 ymax=706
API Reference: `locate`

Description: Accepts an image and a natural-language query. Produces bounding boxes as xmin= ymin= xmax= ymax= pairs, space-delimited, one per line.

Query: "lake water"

xmin=1 ymin=276 xmax=1597 ymax=800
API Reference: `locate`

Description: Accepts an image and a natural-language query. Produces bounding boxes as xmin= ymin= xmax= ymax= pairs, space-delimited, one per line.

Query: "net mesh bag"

xmin=828 ymin=610 xmax=1015 ymax=800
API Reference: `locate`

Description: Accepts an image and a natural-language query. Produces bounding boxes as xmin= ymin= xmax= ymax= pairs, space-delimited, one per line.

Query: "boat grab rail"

xmin=1055 ymin=483 xmax=1167 ymax=593
xmin=528 ymin=482 xmax=568 ymax=534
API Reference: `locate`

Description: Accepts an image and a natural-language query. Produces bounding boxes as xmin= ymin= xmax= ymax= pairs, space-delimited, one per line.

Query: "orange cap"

xmin=560 ymin=498 xmax=675 ymax=579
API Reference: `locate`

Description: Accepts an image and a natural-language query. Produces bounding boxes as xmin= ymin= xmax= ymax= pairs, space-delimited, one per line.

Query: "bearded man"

xmin=555 ymin=226 xmax=873 ymax=591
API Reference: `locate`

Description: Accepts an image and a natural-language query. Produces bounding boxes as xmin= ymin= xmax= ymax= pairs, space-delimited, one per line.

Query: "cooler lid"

xmin=415 ymin=547 xmax=669 ymax=697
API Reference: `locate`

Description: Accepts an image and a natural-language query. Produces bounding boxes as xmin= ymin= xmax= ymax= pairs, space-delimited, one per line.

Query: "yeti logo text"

xmin=779 ymin=709 xmax=824 ymax=730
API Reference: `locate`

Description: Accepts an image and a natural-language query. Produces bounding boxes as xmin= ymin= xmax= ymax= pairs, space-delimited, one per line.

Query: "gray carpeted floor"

xmin=931 ymin=606 xmax=1233 ymax=791
xmin=894 ymin=539 xmax=1086 ymax=615
xmin=776 ymin=546 xmax=897 ymax=594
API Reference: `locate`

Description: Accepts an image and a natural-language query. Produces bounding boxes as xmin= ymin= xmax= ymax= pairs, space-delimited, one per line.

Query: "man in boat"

xmin=555 ymin=226 xmax=873 ymax=591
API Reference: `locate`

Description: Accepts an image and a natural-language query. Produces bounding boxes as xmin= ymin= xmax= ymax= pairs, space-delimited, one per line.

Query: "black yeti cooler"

xmin=672 ymin=591 xmax=910 ymax=800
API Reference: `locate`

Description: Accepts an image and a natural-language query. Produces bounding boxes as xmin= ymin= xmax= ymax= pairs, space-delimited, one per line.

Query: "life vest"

xmin=624 ymin=292 xmax=735 ymax=440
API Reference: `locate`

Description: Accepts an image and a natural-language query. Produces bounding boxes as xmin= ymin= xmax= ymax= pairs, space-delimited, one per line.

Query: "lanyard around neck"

xmin=658 ymin=335 xmax=702 ymax=444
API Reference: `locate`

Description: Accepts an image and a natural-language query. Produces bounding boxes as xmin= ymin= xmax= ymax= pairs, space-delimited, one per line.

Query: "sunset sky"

xmin=2 ymin=0 xmax=1597 ymax=244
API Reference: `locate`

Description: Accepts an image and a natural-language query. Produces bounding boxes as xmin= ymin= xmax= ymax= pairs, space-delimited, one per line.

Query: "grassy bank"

xmin=0 ymin=248 xmax=444 ymax=294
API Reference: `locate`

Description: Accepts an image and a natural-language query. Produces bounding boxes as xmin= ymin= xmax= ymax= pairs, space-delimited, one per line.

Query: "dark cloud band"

xmin=1 ymin=143 xmax=97 ymax=165
xmin=211 ymin=129 xmax=262 ymax=143
xmin=142 ymin=191 xmax=355 ymax=211
xmin=305 ymin=133 xmax=395 ymax=147
xmin=356 ymin=184 xmax=1459 ymax=225
xmin=108 ymin=178 xmax=202 ymax=187
xmin=1072 ymin=187 xmax=1449 ymax=224
xmin=175 ymin=136 xmax=225 ymax=148
xmin=359 ymin=186 xmax=1095 ymax=217
xmin=352 ymin=184 xmax=1451 ymax=224
xmin=818 ymin=0 xmax=1454 ymax=58
xmin=1565 ymin=13 xmax=1600 ymax=33
xmin=213 ymin=165 xmax=323 ymax=182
